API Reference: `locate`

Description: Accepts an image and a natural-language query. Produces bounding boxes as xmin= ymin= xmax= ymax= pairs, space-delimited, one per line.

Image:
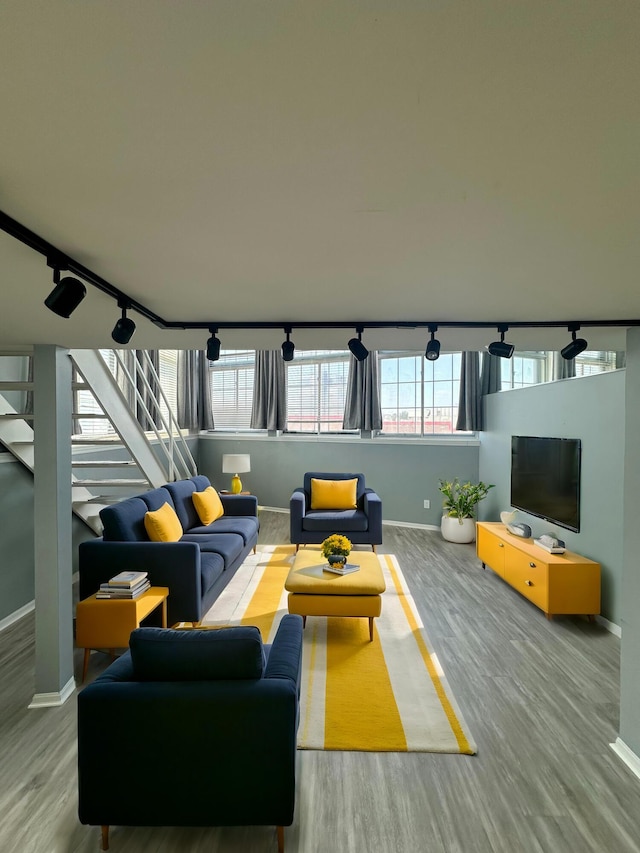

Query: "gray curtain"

xmin=343 ymin=351 xmax=382 ymax=431
xmin=553 ymin=352 xmax=576 ymax=380
xmin=480 ymin=352 xmax=501 ymax=395
xmin=456 ymin=351 xmax=482 ymax=431
xmin=177 ymin=350 xmax=214 ymax=431
xmin=250 ymin=350 xmax=286 ymax=430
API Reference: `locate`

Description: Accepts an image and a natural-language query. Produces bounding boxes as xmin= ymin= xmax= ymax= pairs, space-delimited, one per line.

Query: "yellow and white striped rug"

xmin=203 ymin=545 xmax=477 ymax=755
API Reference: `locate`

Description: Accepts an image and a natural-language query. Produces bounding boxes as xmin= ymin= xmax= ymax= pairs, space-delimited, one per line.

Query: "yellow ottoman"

xmin=285 ymin=549 xmax=386 ymax=641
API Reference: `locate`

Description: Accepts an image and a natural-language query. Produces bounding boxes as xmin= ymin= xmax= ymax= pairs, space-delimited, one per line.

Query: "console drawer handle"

xmin=525 ymin=580 xmax=533 ymax=586
xmin=498 ymin=543 xmax=504 ymax=548
xmin=529 ymin=562 xmax=536 ymax=568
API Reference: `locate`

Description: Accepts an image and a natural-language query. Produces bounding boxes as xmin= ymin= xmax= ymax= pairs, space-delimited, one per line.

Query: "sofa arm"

xmin=264 ymin=614 xmax=303 ymax=689
xmin=289 ymin=489 xmax=306 ymax=543
xmin=78 ymin=540 xmax=203 ymax=624
xmin=364 ymin=489 xmax=383 ymax=542
xmin=220 ymin=494 xmax=258 ymax=517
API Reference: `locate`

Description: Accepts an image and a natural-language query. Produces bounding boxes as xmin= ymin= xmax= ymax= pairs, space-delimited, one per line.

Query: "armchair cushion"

xmin=302 ymin=509 xmax=369 ymax=532
xmin=310 ymin=477 xmax=358 ymax=510
xmin=129 ymin=626 xmax=265 ymax=681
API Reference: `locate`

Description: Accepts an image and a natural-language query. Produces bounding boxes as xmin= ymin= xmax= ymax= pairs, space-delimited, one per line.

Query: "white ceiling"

xmin=1 ymin=1 xmax=638 ymax=353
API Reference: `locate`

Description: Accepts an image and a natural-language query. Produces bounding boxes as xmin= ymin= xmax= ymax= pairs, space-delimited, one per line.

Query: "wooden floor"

xmin=1 ymin=512 xmax=639 ymax=853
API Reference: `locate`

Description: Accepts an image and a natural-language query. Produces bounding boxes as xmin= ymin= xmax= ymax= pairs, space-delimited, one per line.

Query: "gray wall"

xmin=620 ymin=327 xmax=640 ymax=756
xmin=479 ymin=369 xmax=626 ymax=624
xmin=0 ymin=457 xmax=96 ymax=623
xmin=199 ymin=436 xmax=480 ymax=526
xmin=0 ymin=459 xmax=35 ymax=617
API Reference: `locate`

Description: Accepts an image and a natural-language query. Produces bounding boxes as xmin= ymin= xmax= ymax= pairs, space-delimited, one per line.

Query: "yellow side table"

xmin=76 ymin=586 xmax=169 ymax=682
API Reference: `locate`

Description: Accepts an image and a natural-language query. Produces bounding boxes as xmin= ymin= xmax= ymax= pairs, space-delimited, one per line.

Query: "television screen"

xmin=510 ymin=436 xmax=581 ymax=533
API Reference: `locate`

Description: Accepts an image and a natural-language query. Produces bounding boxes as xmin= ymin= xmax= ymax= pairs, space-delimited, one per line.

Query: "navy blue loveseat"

xmin=78 ymin=475 xmax=259 ymax=625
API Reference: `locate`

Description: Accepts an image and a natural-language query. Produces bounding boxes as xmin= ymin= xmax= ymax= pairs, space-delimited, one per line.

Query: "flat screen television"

xmin=510 ymin=435 xmax=581 ymax=533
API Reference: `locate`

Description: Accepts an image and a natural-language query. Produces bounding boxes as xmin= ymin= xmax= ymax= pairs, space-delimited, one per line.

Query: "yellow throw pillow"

xmin=192 ymin=486 xmax=225 ymax=525
xmin=310 ymin=478 xmax=358 ymax=510
xmin=144 ymin=502 xmax=183 ymax=542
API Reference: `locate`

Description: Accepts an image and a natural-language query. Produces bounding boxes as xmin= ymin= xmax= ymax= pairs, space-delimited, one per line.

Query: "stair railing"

xmin=109 ymin=350 xmax=197 ymax=482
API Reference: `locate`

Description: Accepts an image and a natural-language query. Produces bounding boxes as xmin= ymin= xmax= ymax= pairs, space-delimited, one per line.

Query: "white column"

xmin=29 ymin=345 xmax=75 ymax=708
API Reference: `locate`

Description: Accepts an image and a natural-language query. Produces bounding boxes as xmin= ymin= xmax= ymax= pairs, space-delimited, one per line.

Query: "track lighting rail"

xmin=2 ymin=209 xmax=640 ymax=357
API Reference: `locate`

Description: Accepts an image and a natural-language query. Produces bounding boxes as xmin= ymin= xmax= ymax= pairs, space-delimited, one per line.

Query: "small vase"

xmin=327 ymin=554 xmax=347 ymax=567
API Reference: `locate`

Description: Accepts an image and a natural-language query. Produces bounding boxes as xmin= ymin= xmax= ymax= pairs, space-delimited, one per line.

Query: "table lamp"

xmin=222 ymin=453 xmax=251 ymax=494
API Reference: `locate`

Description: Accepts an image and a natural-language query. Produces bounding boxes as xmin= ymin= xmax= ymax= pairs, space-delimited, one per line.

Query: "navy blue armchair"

xmin=289 ymin=471 xmax=382 ymax=551
xmin=78 ymin=615 xmax=303 ymax=852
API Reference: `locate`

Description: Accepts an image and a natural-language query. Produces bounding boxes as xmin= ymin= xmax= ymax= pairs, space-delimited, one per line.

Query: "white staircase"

xmin=0 ymin=349 xmax=197 ymax=534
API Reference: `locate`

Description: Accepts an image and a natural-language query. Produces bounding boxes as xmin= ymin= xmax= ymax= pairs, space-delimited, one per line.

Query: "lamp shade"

xmin=222 ymin=454 xmax=251 ymax=474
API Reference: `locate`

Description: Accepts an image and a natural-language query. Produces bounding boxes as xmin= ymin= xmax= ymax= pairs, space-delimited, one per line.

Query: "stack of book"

xmin=96 ymin=571 xmax=150 ymax=599
xmin=324 ymin=562 xmax=360 ymax=575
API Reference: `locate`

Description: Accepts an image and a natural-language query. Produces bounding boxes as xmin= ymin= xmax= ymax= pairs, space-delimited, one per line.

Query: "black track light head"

xmin=281 ymin=327 xmax=295 ymax=362
xmin=206 ymin=328 xmax=221 ymax=362
xmin=44 ymin=267 xmax=86 ymax=318
xmin=348 ymin=327 xmax=369 ymax=361
xmin=111 ymin=302 xmax=136 ymax=345
xmin=487 ymin=325 xmax=514 ymax=359
xmin=425 ymin=325 xmax=441 ymax=361
xmin=561 ymin=324 xmax=588 ymax=360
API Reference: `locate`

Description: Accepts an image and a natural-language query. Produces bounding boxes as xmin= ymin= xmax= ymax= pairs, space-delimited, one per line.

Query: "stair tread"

xmin=0 ymin=381 xmax=33 ymax=390
xmin=71 ymin=460 xmax=137 ymax=467
xmin=73 ymin=478 xmax=149 ymax=487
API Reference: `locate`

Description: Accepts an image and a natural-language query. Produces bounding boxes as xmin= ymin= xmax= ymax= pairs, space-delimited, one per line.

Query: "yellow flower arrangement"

xmin=321 ymin=534 xmax=352 ymax=560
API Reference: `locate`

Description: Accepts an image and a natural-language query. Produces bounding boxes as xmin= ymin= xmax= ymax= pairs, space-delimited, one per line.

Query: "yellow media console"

xmin=476 ymin=522 xmax=600 ymax=620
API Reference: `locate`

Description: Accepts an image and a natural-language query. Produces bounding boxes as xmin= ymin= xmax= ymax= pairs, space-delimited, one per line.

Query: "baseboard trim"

xmin=28 ymin=676 xmax=76 ymax=709
xmin=0 ymin=600 xmax=35 ymax=633
xmin=383 ymin=519 xmax=440 ymax=531
xmin=596 ymin=615 xmax=621 ymax=637
xmin=610 ymin=738 xmax=640 ymax=782
xmin=261 ymin=505 xmax=440 ymax=531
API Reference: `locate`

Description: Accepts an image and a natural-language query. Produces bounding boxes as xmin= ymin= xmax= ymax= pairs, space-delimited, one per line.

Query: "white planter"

xmin=440 ymin=515 xmax=476 ymax=544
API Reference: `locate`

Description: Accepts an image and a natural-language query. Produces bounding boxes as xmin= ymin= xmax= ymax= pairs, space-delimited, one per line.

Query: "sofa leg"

xmin=372 ymin=544 xmax=377 ymax=553
xmin=101 ymin=825 xmax=109 ymax=850
xmin=295 ymin=544 xmax=299 ymax=553
xmin=277 ymin=825 xmax=284 ymax=852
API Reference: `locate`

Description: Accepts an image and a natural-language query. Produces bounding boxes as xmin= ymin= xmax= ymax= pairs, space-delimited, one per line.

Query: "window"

xmin=286 ymin=350 xmax=354 ymax=433
xmin=379 ymin=352 xmax=464 ymax=435
xmin=501 ymin=352 xmax=548 ymax=390
xmin=74 ymin=350 xmax=179 ymax=435
xmin=574 ymin=351 xmax=618 ymax=376
xmin=157 ymin=350 xmax=178 ymax=424
xmin=74 ymin=350 xmax=118 ymax=436
xmin=208 ymin=351 xmax=256 ymax=429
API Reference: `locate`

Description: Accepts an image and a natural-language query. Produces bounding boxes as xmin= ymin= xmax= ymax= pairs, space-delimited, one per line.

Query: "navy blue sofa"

xmin=79 ymin=475 xmax=259 ymax=626
xmin=289 ymin=471 xmax=382 ymax=550
xmin=78 ymin=615 xmax=303 ymax=852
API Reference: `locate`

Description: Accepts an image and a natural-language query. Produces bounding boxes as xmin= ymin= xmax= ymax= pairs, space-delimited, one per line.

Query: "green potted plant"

xmin=438 ymin=478 xmax=495 ymax=543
